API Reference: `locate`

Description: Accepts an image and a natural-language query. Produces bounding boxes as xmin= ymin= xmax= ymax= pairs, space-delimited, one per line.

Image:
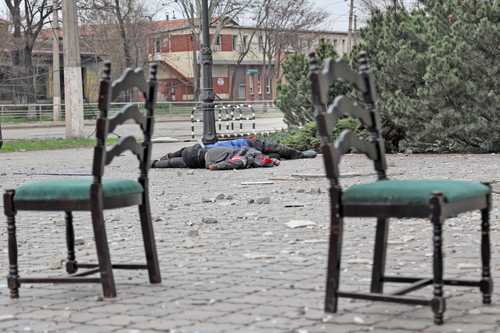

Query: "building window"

xmin=155 ymin=37 xmax=161 ymax=53
xmin=248 ymin=75 xmax=254 ymax=95
xmin=258 ymin=35 xmax=263 ymax=51
xmin=342 ymin=39 xmax=345 ymax=53
xmin=266 ymin=77 xmax=272 ymax=95
xmin=243 ymin=35 xmax=248 ymax=49
xmin=170 ymin=86 xmax=176 ymax=101
xmin=333 ymin=39 xmax=337 ymax=47
xmin=238 ymin=81 xmax=245 ymax=99
xmin=215 ymin=35 xmax=221 ymax=46
xmin=257 ymin=75 xmax=262 ymax=95
xmin=232 ymin=35 xmax=238 ymax=50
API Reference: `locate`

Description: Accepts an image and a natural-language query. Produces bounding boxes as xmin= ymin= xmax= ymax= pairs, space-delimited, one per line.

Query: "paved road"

xmin=0 ymin=147 xmax=499 ymax=332
xmin=2 ymin=117 xmax=287 ymax=141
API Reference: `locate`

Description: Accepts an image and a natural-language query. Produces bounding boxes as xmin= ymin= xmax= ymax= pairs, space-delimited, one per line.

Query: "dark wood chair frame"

xmin=308 ymin=51 xmax=493 ymax=325
xmin=4 ymin=63 xmax=162 ymax=298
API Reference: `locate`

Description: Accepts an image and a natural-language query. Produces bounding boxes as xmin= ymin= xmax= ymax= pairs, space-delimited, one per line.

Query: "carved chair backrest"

xmin=92 ymin=63 xmax=158 ymax=185
xmin=309 ymin=52 xmax=387 ymax=187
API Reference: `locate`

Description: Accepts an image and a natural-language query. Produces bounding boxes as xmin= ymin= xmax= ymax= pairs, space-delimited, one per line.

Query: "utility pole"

xmin=51 ymin=1 xmax=61 ymax=121
xmin=62 ymin=0 xmax=84 ymax=137
xmin=347 ymin=0 xmax=354 ymax=54
xmin=200 ymin=0 xmax=217 ymax=144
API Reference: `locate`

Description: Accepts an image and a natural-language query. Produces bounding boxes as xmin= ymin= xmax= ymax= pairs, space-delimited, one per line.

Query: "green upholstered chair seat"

xmin=14 ymin=178 xmax=143 ymax=202
xmin=343 ymin=180 xmax=489 ymax=205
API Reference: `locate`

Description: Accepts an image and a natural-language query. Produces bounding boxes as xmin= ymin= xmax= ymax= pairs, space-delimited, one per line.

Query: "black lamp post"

xmin=200 ymin=0 xmax=217 ymax=144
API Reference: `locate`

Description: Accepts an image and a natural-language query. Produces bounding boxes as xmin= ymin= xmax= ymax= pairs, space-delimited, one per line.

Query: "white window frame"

xmin=232 ymin=35 xmax=238 ymax=50
xmin=155 ymin=37 xmax=161 ymax=53
xmin=266 ymin=77 xmax=272 ymax=95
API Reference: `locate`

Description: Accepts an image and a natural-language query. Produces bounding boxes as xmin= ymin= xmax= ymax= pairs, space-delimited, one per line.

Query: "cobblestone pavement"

xmin=0 ymin=144 xmax=499 ymax=333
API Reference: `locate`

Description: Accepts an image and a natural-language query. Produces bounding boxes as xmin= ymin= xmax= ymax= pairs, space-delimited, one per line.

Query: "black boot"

xmin=151 ymin=157 xmax=188 ymax=168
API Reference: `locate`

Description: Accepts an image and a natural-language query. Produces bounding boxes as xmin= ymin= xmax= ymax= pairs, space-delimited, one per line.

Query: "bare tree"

xmin=4 ymin=0 xmax=55 ymax=102
xmin=225 ymin=1 xmax=270 ymax=99
xmin=172 ymin=0 xmax=252 ymax=98
xmin=79 ymin=0 xmax=156 ymax=71
xmin=258 ymin=0 xmax=327 ymax=94
xmin=357 ymin=0 xmax=418 ymax=13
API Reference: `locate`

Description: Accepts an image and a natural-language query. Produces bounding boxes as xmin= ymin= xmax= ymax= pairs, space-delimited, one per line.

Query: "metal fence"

xmin=0 ymin=100 xmax=280 ymax=124
xmin=190 ymin=103 xmax=287 ymax=140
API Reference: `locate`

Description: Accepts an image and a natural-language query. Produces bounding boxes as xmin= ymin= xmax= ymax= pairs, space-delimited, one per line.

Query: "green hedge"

xmin=260 ymin=118 xmax=360 ymax=151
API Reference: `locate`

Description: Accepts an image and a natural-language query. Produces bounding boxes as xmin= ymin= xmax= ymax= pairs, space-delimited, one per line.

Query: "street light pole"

xmin=200 ymin=0 xmax=217 ymax=144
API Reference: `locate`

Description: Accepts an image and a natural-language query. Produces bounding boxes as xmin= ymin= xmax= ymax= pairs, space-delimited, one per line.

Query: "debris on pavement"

xmin=285 ymin=220 xmax=317 ymax=229
xmin=154 ymin=216 xmax=165 ymax=223
xmin=291 ymin=173 xmax=325 ymax=179
xmin=241 ymin=181 xmax=274 ymax=185
xmin=284 ymin=203 xmax=305 ymax=207
xmin=347 ymin=259 xmax=371 ymax=265
xmin=201 ymin=217 xmax=218 ymax=224
xmin=151 ymin=137 xmax=179 ymax=143
xmin=74 ymin=238 xmax=85 ymax=246
xmin=187 ymin=230 xmax=199 ymax=237
xmin=243 ymin=253 xmax=275 ymax=260
xmin=255 ymin=197 xmax=271 ymax=204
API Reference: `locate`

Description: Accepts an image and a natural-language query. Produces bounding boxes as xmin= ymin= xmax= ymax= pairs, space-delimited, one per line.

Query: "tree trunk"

xmin=114 ymin=0 xmax=132 ymax=68
xmin=11 ymin=5 xmax=22 ymax=66
xmin=23 ymin=46 xmax=36 ymax=105
xmin=191 ymin=31 xmax=199 ymax=99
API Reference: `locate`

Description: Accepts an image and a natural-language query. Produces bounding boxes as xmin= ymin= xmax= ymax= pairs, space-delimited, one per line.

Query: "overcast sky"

xmin=313 ymin=0 xmax=353 ymax=32
xmin=0 ymin=0 xmax=362 ymax=33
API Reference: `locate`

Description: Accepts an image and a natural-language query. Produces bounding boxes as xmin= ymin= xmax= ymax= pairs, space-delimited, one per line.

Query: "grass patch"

xmin=1 ymin=137 xmax=119 ymax=153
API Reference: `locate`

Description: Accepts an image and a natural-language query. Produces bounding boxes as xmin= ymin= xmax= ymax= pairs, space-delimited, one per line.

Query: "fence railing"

xmin=0 ymin=100 xmax=281 ymax=124
xmin=190 ymin=103 xmax=288 ymax=140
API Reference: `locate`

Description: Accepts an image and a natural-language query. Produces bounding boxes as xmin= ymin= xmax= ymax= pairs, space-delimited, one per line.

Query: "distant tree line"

xmin=0 ymin=0 xmax=325 ymax=104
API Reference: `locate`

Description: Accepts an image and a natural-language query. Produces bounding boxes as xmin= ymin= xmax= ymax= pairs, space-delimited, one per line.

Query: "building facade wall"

xmin=158 ymin=78 xmax=193 ymax=101
xmin=151 ymin=24 xmax=358 ymax=102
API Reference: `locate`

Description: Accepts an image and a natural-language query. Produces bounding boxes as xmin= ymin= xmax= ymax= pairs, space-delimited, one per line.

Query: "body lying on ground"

xmin=151 ymin=144 xmax=278 ymax=170
xmin=151 ymin=137 xmax=316 ymax=170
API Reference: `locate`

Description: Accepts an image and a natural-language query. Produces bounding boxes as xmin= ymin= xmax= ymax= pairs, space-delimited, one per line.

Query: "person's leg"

xmin=160 ymin=147 xmax=185 ymax=160
xmin=152 ymin=157 xmax=188 ymax=168
xmin=261 ymin=140 xmax=304 ymax=160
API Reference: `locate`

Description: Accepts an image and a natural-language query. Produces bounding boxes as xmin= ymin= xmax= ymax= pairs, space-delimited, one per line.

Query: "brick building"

xmin=148 ymin=18 xmax=358 ymax=102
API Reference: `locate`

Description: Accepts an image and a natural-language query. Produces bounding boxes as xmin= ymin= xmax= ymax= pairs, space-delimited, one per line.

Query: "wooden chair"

xmin=3 ymin=63 xmax=162 ymax=298
xmin=308 ymin=52 xmax=493 ymax=325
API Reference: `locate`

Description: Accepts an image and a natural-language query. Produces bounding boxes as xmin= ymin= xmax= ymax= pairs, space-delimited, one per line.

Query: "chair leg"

xmin=324 ymin=189 xmax=344 ymax=313
xmin=371 ymin=218 xmax=389 ymax=293
xmin=138 ymin=193 xmax=161 ymax=284
xmin=90 ymin=185 xmax=116 ymax=298
xmin=480 ymin=204 xmax=493 ymax=304
xmin=4 ymin=190 xmax=19 ymax=298
xmin=430 ymin=193 xmax=446 ymax=325
xmin=65 ymin=211 xmax=78 ymax=274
